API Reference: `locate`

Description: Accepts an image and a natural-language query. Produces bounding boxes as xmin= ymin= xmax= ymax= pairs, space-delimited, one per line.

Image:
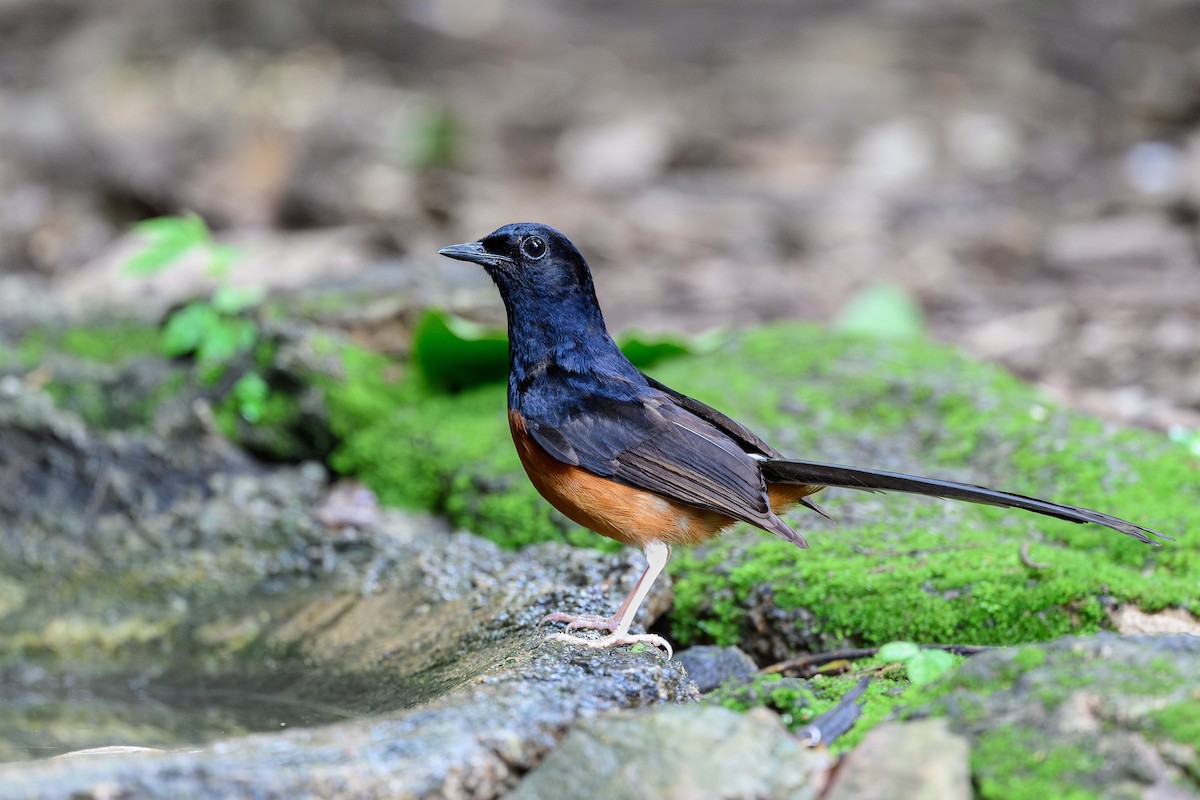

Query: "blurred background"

xmin=2 ymin=0 xmax=1199 ymax=429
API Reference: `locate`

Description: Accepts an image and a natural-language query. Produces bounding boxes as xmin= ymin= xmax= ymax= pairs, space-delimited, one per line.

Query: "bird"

xmin=438 ymin=222 xmax=1171 ymax=657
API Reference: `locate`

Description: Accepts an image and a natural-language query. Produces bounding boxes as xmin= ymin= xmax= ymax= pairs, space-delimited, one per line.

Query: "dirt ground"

xmin=2 ymin=0 xmax=1199 ymax=430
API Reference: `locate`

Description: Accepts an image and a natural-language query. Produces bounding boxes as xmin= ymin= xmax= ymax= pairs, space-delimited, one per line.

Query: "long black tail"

xmin=761 ymin=458 xmax=1171 ymax=545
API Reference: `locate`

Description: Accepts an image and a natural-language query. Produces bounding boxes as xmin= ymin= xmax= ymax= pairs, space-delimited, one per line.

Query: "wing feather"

xmin=522 ymin=391 xmax=784 ymax=534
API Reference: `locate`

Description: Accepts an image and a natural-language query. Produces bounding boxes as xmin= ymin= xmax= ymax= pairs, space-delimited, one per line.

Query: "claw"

xmin=537 ymin=542 xmax=673 ymax=658
xmin=547 ymin=630 xmax=673 ymax=658
xmin=540 ymin=611 xmax=617 ymax=632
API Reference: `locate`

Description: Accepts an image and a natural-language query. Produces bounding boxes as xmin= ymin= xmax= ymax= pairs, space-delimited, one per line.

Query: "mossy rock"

xmin=11 ymin=321 xmax=162 ymax=368
xmin=660 ymin=326 xmax=1195 ymax=654
xmin=706 ymin=671 xmax=906 ymax=752
xmin=3 ymin=321 xmax=186 ymax=431
xmin=906 ymin=634 xmax=1200 ymax=800
xmin=325 ymin=323 xmax=1198 ymax=653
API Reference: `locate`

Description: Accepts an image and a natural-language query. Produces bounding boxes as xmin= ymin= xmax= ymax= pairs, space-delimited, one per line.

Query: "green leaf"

xmin=411 ymin=309 xmax=510 ymax=391
xmin=233 ymin=371 xmax=269 ymax=402
xmin=123 ymin=242 xmax=187 ymax=277
xmin=180 ymin=211 xmax=210 ymax=243
xmin=411 ymin=310 xmax=718 ymax=392
xmin=835 ymin=282 xmax=925 ymax=340
xmin=905 ymin=649 xmax=956 ymax=686
xmin=212 ymin=284 xmax=264 ymax=315
xmin=133 ymin=212 xmax=207 ymax=243
xmin=122 ymin=213 xmax=211 ymax=277
xmin=233 ymin=372 xmax=270 ymax=423
xmin=616 ymin=329 xmax=723 ymax=368
xmin=197 ymin=325 xmax=239 ymax=365
xmin=196 ymin=319 xmax=257 ymax=365
xmin=621 ymin=330 xmax=726 ymax=367
xmin=161 ymin=303 xmax=220 ymax=357
xmin=877 ymin=641 xmax=920 ymax=662
xmin=198 ymin=361 xmax=228 ymax=385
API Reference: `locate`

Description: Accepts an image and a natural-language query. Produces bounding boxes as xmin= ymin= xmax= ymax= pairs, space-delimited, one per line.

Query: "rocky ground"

xmin=1 ymin=318 xmax=1198 ymax=797
xmin=2 ymin=0 xmax=1200 ymax=427
xmin=2 ymin=0 xmax=1200 ymax=797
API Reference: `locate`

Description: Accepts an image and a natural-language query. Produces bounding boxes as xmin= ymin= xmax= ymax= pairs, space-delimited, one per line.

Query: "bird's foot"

xmin=539 ymin=611 xmax=617 ymax=632
xmin=547 ymin=630 xmax=673 ymax=658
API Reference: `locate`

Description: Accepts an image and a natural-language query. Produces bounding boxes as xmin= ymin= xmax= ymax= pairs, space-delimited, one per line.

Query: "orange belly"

xmin=508 ymin=411 xmax=822 ymax=548
xmin=509 ymin=411 xmax=733 ymax=547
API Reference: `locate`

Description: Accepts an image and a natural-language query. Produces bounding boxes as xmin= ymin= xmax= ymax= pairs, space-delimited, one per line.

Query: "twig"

xmin=759 ymin=643 xmax=995 ymax=677
xmin=758 ymin=648 xmax=877 ymax=676
xmin=797 ymin=676 xmax=871 ymax=748
xmin=1019 ymin=541 xmax=1052 ymax=570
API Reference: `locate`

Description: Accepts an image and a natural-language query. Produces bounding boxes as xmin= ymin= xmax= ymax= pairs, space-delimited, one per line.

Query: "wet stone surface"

xmin=0 ymin=646 xmax=694 ymax=799
xmin=0 ymin=379 xmax=698 ymax=796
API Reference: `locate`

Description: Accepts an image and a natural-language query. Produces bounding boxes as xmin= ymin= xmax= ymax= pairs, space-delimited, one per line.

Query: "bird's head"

xmin=438 ymin=222 xmax=597 ymax=308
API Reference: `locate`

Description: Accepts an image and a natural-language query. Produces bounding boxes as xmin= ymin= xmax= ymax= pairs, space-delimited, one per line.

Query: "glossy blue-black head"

xmin=437 ymin=223 xmax=599 ymax=312
xmin=440 ymin=223 xmax=641 ymax=385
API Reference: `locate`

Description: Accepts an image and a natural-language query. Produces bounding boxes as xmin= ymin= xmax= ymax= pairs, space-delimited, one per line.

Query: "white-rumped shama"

xmin=439 ymin=222 xmax=1170 ymax=657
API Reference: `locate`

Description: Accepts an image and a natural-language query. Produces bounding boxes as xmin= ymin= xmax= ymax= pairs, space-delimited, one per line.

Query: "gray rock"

xmin=675 ymin=645 xmax=759 ymax=693
xmin=0 ymin=382 xmax=698 ymax=797
xmin=912 ymin=634 xmax=1200 ymax=799
xmin=510 ymin=705 xmax=831 ymax=800
xmin=824 ymin=719 xmax=971 ymax=800
xmin=0 ymin=521 xmax=697 ymax=796
xmin=0 ymin=644 xmax=695 ymax=799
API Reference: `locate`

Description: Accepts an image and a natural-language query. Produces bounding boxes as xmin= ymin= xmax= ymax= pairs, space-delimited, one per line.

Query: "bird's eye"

xmin=521 ymin=236 xmax=547 ymax=260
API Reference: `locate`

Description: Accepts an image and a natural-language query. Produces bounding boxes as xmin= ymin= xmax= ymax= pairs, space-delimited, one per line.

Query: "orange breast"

xmin=509 ymin=411 xmax=733 ymax=547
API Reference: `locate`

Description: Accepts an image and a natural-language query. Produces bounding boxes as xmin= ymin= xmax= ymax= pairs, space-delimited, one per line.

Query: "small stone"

xmin=510 ymin=705 xmax=831 ymax=800
xmin=849 ymin=118 xmax=933 ymax=190
xmin=675 ymin=645 xmax=759 ymax=693
xmin=824 ymin=719 xmax=971 ymax=800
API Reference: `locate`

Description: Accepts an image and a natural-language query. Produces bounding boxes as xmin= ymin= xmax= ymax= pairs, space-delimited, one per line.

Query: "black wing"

xmin=642 ymin=374 xmax=781 ymax=458
xmin=523 ymin=391 xmax=806 ymax=546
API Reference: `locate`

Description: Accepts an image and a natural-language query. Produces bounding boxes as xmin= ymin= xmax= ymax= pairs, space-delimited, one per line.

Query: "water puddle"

xmin=1 ymin=677 xmax=355 ymax=764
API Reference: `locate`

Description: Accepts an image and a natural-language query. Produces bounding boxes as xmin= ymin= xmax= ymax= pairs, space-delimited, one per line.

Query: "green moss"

xmin=44 ymin=370 xmax=185 ymax=431
xmin=1013 ymin=646 xmax=1048 ymax=670
xmin=316 ymin=323 xmax=1197 ymax=643
xmin=706 ymin=668 xmax=908 ymax=752
xmin=59 ymin=323 xmax=162 ymax=363
xmin=1108 ymin=654 xmax=1184 ymax=700
xmin=709 ymin=675 xmax=813 ymax=717
xmin=18 ymin=322 xmax=161 ymax=366
xmin=7 ymin=321 xmax=180 ymax=430
xmin=656 ymin=326 xmax=1195 ymax=649
xmin=972 ymin=725 xmax=1106 ymax=800
xmin=811 ymin=674 xmax=907 ymax=752
xmin=900 ymin=640 xmax=1200 ymax=798
xmin=14 ymin=328 xmax=49 ymax=366
xmin=320 ymin=344 xmax=617 ymax=549
xmin=667 ymin=523 xmax=1191 ymax=648
xmin=1146 ymin=699 xmax=1200 ymax=747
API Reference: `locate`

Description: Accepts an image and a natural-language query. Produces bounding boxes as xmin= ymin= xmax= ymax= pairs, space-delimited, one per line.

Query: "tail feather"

xmin=761 ymin=458 xmax=1171 ymax=545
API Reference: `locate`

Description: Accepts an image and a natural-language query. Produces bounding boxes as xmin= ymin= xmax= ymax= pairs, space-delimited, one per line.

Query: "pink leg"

xmin=542 ymin=541 xmax=673 ymax=657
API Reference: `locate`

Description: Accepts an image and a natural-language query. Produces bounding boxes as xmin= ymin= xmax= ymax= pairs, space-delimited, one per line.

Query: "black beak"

xmin=437 ymin=241 xmax=513 ymax=269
